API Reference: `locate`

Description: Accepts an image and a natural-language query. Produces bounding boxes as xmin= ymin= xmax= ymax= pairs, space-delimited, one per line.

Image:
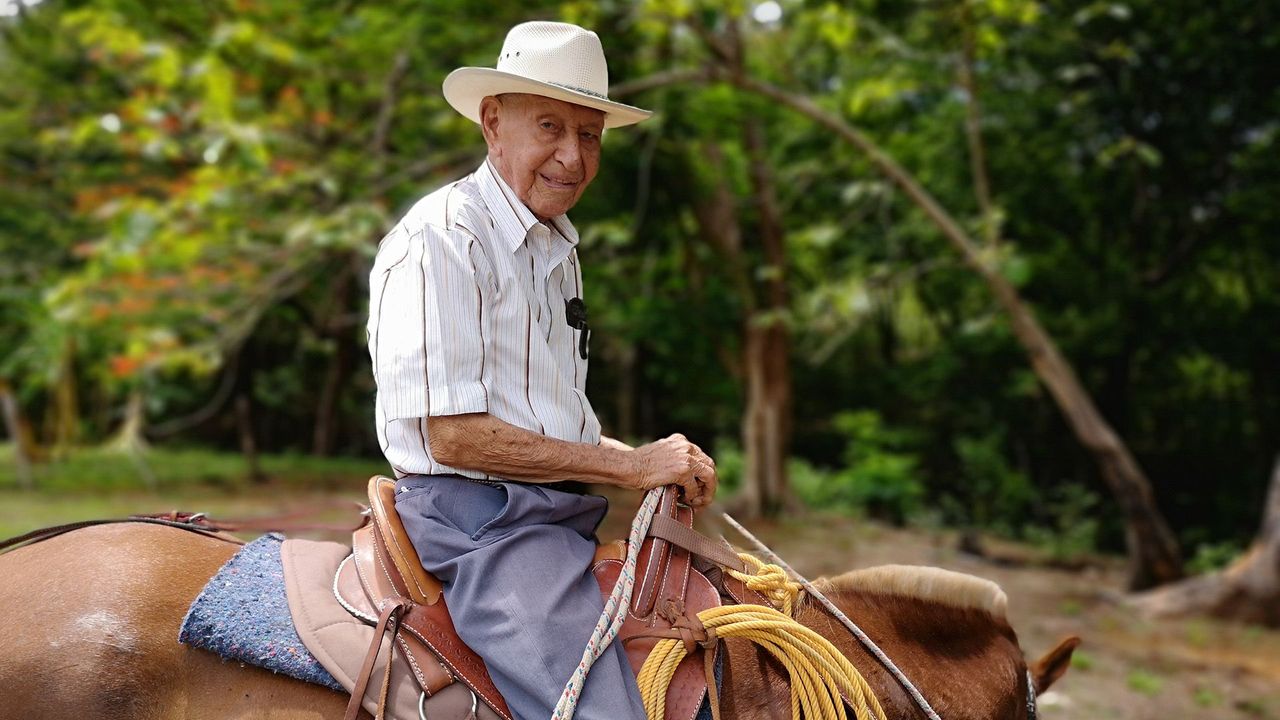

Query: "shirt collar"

xmin=476 ymin=159 xmax=579 ymax=254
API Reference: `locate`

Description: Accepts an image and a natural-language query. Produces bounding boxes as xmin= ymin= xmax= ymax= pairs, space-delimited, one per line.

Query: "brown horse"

xmin=0 ymin=522 xmax=1076 ymax=719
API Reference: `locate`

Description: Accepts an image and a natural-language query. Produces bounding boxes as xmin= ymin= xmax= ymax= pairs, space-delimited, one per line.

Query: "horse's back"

xmin=0 ymin=523 xmax=352 ymax=720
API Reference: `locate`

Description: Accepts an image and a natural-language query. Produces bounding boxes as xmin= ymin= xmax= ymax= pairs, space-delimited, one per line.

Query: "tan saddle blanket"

xmin=282 ymin=537 xmax=499 ymax=720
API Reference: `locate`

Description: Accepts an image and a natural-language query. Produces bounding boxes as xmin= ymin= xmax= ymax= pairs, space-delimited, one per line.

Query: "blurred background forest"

xmin=2 ymin=0 xmax=1280 ymax=713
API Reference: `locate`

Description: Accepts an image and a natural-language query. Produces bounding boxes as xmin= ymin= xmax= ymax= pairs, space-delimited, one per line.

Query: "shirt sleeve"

xmin=371 ymin=222 xmax=491 ymax=421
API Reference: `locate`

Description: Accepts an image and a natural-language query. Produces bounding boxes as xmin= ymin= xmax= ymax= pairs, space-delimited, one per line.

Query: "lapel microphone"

xmin=565 ymin=297 xmax=590 ymax=359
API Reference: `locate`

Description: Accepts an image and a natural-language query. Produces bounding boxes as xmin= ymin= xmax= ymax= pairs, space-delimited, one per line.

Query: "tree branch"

xmin=957 ymin=0 xmax=998 ymax=247
xmin=370 ymin=147 xmax=484 ymax=197
xmin=147 ymin=355 xmax=239 ymax=438
xmin=610 ymin=68 xmax=712 ymax=99
xmin=369 ymin=49 xmax=412 ymax=164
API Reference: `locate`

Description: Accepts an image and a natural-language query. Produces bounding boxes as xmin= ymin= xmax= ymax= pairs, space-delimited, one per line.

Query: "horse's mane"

xmin=816 ymin=564 xmax=1008 ymax=620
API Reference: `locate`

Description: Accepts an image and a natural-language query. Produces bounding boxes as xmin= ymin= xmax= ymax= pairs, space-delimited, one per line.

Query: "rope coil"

xmin=637 ymin=554 xmax=888 ymax=720
xmin=556 ymin=494 xmax=895 ymax=720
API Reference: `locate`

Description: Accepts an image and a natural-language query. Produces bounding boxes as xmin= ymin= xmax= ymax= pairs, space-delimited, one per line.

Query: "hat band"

xmin=547 ymin=81 xmax=607 ymax=101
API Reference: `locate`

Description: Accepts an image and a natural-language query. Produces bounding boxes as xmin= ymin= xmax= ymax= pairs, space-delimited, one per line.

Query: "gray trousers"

xmin=394 ymin=475 xmax=646 ymax=720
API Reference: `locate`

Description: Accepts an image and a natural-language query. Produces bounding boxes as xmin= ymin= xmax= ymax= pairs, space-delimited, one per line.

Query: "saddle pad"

xmin=281 ymin=537 xmax=503 ymax=720
xmin=178 ymin=533 xmax=342 ymax=691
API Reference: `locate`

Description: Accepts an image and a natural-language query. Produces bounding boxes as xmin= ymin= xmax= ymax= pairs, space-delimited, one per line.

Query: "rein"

xmin=0 ymin=503 xmax=366 ymax=555
xmin=0 ymin=514 xmax=245 ymax=554
xmin=552 ymin=486 xmax=664 ymax=719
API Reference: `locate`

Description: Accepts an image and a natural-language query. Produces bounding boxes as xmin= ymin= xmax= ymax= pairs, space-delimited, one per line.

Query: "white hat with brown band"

xmin=443 ymin=21 xmax=653 ymax=129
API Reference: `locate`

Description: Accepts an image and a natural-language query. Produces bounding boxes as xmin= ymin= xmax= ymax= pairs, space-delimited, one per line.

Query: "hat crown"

xmin=494 ymin=21 xmax=609 ymax=99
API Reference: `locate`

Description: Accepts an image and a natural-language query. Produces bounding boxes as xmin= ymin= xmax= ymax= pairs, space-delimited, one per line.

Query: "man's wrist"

xmin=594 ymin=436 xmax=638 ymax=488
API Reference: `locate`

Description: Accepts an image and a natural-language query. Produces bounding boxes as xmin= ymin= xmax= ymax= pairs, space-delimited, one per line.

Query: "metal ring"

xmin=418 ymin=687 xmax=479 ymax=720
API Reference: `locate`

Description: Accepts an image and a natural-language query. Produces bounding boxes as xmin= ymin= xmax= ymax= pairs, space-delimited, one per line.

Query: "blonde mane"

xmin=817 ymin=564 xmax=1008 ymax=620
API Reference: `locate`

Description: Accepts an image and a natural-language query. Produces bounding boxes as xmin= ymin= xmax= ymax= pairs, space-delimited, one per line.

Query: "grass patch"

xmin=1070 ymin=650 xmax=1095 ymax=671
xmin=1059 ymin=598 xmax=1084 ymax=616
xmin=0 ymin=443 xmax=385 ymax=538
xmin=1126 ymin=669 xmax=1163 ymax=696
xmin=1235 ymin=697 xmax=1270 ymax=717
xmin=1193 ymin=686 xmax=1223 ymax=708
xmin=0 ymin=443 xmax=385 ymax=493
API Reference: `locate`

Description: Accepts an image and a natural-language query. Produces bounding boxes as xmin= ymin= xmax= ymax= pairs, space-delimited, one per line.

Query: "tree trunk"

xmin=235 ymin=393 xmax=264 ymax=484
xmin=1129 ymin=455 xmax=1280 ymax=625
xmin=613 ymin=340 xmax=637 ymax=442
xmin=53 ymin=335 xmax=80 ymax=453
xmin=956 ymin=0 xmax=998 ymax=248
xmin=313 ymin=264 xmax=355 ymax=457
xmin=725 ymin=74 xmax=1183 ymax=589
xmin=0 ymin=379 xmax=34 ymax=489
xmin=312 ymin=338 xmax=352 ymax=456
xmin=106 ymin=389 xmax=156 ymax=490
xmin=740 ymin=323 xmax=792 ymax=516
xmin=689 ymin=142 xmax=758 ymax=515
xmin=738 ymin=118 xmax=794 ymax=518
xmin=234 ymin=344 xmax=265 ymax=483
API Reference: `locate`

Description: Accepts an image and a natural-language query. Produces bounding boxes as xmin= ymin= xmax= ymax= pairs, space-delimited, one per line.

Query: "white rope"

xmin=552 ymin=487 xmax=663 ymax=719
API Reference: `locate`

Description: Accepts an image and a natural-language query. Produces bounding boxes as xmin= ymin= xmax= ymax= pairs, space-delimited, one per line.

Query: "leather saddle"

xmin=336 ymin=476 xmax=726 ymax=720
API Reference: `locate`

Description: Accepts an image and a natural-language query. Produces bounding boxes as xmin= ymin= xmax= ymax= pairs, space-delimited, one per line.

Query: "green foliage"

xmin=1024 ymin=484 xmax=1101 ymax=562
xmin=954 ymin=430 xmax=1034 ymax=532
xmin=1187 ymin=540 xmax=1245 ymax=575
xmin=790 ymin=411 xmax=924 ymax=524
xmin=0 ymin=0 xmax=1277 ymax=561
xmin=710 ymin=439 xmax=745 ymax=494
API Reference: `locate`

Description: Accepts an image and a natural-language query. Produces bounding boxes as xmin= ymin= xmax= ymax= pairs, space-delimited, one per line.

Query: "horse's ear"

xmin=1031 ymin=636 xmax=1080 ymax=694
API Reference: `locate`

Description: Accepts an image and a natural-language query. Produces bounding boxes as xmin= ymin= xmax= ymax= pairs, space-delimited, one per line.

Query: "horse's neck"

xmin=719 ymin=588 xmax=1028 ymax=720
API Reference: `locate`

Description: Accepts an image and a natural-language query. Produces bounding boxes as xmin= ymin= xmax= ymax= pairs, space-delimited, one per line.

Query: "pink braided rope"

xmin=552 ymin=487 xmax=663 ymax=719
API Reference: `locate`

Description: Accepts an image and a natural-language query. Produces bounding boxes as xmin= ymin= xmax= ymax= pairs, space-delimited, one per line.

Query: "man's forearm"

xmin=427 ymin=413 xmax=638 ymax=488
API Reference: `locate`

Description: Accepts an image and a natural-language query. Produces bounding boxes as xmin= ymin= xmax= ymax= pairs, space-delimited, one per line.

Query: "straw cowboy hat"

xmin=443 ymin=21 xmax=652 ymax=129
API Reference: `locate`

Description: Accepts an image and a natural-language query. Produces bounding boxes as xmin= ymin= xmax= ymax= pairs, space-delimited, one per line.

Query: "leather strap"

xmin=345 ymin=597 xmax=411 ymax=720
xmin=704 ymin=642 xmax=722 ymax=720
xmin=0 ymin=516 xmax=243 ymax=554
xmin=647 ymin=514 xmax=749 ymax=574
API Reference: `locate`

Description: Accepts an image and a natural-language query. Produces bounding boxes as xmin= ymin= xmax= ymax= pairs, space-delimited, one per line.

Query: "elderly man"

xmin=366 ymin=21 xmax=718 ymax=720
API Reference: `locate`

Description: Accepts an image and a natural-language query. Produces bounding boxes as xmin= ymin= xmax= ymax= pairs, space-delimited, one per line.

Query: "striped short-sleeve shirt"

xmin=367 ymin=160 xmax=600 ymax=481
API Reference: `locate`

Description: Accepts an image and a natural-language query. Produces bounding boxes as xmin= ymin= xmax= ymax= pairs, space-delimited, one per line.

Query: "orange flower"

xmin=109 ymin=355 xmax=142 ymax=378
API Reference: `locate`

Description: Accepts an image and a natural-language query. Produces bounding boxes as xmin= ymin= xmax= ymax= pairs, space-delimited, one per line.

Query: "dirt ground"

xmin=595 ymin=490 xmax=1280 ymax=720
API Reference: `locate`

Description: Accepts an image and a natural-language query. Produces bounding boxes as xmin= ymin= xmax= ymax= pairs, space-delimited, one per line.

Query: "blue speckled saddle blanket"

xmin=178 ymin=534 xmax=342 ymax=691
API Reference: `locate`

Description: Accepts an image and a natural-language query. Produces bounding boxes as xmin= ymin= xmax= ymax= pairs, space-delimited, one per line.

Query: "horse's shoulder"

xmin=818 ymin=564 xmax=1008 ymax=620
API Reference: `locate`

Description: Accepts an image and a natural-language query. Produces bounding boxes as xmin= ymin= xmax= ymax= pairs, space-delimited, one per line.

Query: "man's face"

xmin=481 ymin=93 xmax=605 ymax=220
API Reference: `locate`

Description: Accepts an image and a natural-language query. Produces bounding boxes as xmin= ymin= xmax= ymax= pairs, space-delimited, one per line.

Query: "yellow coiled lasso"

xmin=635 ymin=554 xmax=887 ymax=720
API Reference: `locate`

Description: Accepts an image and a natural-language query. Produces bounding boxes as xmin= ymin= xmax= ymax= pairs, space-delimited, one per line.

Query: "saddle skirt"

xmin=281 ymin=537 xmax=501 ymax=720
xmin=333 ymin=477 xmax=721 ymax=720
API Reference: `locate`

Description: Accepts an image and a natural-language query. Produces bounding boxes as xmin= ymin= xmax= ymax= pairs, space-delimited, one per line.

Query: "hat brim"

xmin=443 ymin=67 xmax=652 ymax=129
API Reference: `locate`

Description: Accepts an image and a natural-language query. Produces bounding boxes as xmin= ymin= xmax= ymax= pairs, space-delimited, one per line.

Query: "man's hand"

xmin=631 ymin=434 xmax=718 ymax=508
